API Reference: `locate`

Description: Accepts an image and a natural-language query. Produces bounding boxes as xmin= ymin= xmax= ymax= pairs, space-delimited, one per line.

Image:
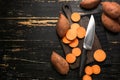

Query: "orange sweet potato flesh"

xmin=56 ymin=13 xmax=70 ymax=38
xmin=101 ymin=13 xmax=120 ymax=32
xmin=80 ymin=0 xmax=100 ymax=9
xmin=51 ymin=51 xmax=69 ymax=75
xmin=101 ymin=2 xmax=120 ymax=19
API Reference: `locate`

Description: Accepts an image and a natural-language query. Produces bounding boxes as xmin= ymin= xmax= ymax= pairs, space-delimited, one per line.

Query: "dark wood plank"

xmin=0 ymin=0 xmax=60 ymax=17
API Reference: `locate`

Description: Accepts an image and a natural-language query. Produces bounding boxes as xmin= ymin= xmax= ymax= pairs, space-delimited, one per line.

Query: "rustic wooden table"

xmin=0 ymin=0 xmax=120 ymax=80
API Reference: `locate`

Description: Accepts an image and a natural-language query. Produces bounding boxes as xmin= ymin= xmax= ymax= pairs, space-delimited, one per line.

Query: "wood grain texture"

xmin=0 ymin=0 xmax=120 ymax=80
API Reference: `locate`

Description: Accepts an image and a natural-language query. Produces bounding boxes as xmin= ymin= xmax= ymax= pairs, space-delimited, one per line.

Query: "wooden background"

xmin=0 ymin=0 xmax=120 ymax=80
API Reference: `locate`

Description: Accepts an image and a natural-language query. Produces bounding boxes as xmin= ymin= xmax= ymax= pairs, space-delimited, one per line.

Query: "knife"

xmin=79 ymin=15 xmax=95 ymax=77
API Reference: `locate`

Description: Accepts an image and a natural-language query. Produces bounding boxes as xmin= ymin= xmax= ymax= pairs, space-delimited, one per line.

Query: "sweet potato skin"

xmin=51 ymin=51 xmax=69 ymax=75
xmin=56 ymin=13 xmax=70 ymax=38
xmin=101 ymin=13 xmax=120 ymax=32
xmin=101 ymin=2 xmax=120 ymax=19
xmin=80 ymin=0 xmax=100 ymax=9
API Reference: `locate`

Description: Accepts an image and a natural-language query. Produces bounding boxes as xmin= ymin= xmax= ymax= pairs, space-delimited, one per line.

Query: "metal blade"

xmin=83 ymin=15 xmax=95 ymax=50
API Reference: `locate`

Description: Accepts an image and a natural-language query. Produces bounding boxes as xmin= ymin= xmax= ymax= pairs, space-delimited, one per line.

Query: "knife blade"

xmin=79 ymin=15 xmax=95 ymax=77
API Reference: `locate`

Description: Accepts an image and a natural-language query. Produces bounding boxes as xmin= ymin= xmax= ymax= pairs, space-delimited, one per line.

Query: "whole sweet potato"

xmin=101 ymin=13 xmax=120 ymax=32
xmin=56 ymin=13 xmax=70 ymax=38
xmin=101 ymin=2 xmax=120 ymax=19
xmin=80 ymin=0 xmax=100 ymax=9
xmin=51 ymin=51 xmax=69 ymax=75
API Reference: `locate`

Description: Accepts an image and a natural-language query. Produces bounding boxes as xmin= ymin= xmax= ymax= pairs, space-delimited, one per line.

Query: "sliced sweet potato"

xmin=93 ymin=49 xmax=106 ymax=62
xmin=77 ymin=27 xmax=86 ymax=39
xmin=82 ymin=74 xmax=92 ymax=80
xmin=62 ymin=36 xmax=72 ymax=44
xmin=66 ymin=53 xmax=76 ymax=64
xmin=70 ymin=23 xmax=80 ymax=30
xmin=92 ymin=64 xmax=101 ymax=74
xmin=69 ymin=38 xmax=79 ymax=48
xmin=85 ymin=66 xmax=93 ymax=75
xmin=71 ymin=12 xmax=81 ymax=22
xmin=72 ymin=47 xmax=81 ymax=57
xmin=66 ymin=29 xmax=77 ymax=40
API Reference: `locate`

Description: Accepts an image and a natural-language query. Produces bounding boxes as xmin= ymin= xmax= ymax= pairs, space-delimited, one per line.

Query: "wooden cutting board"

xmin=60 ymin=14 xmax=102 ymax=69
xmin=58 ymin=3 xmax=102 ymax=69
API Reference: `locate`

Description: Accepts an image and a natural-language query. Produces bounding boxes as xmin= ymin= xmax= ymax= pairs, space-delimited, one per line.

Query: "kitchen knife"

xmin=79 ymin=15 xmax=95 ymax=77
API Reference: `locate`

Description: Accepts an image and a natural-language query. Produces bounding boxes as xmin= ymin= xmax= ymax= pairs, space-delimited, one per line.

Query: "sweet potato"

xmin=101 ymin=1 xmax=120 ymax=19
xmin=66 ymin=53 xmax=76 ymax=64
xmin=80 ymin=0 xmax=100 ymax=9
xmin=71 ymin=12 xmax=81 ymax=22
xmin=66 ymin=28 xmax=77 ymax=40
xmin=93 ymin=49 xmax=106 ymax=62
xmin=101 ymin=13 xmax=120 ymax=32
xmin=72 ymin=47 xmax=81 ymax=57
xmin=83 ymin=75 xmax=92 ymax=80
xmin=56 ymin=13 xmax=70 ymax=38
xmin=85 ymin=66 xmax=93 ymax=75
xmin=92 ymin=64 xmax=101 ymax=74
xmin=51 ymin=51 xmax=69 ymax=75
xmin=69 ymin=38 xmax=79 ymax=48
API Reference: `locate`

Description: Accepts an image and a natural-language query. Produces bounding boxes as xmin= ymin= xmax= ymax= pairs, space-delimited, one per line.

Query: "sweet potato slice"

xmin=92 ymin=64 xmax=101 ymax=74
xmin=71 ymin=12 xmax=81 ymax=22
xmin=77 ymin=27 xmax=86 ymax=39
xmin=85 ymin=66 xmax=93 ymax=75
xmin=62 ymin=36 xmax=72 ymax=44
xmin=70 ymin=23 xmax=80 ymax=30
xmin=69 ymin=38 xmax=79 ymax=48
xmin=66 ymin=53 xmax=76 ymax=64
xmin=83 ymin=75 xmax=92 ymax=80
xmin=72 ymin=47 xmax=81 ymax=57
xmin=93 ymin=49 xmax=106 ymax=62
xmin=66 ymin=29 xmax=77 ymax=40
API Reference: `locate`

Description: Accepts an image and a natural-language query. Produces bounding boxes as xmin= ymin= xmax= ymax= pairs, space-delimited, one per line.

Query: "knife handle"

xmin=62 ymin=3 xmax=72 ymax=24
xmin=79 ymin=48 xmax=87 ymax=77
